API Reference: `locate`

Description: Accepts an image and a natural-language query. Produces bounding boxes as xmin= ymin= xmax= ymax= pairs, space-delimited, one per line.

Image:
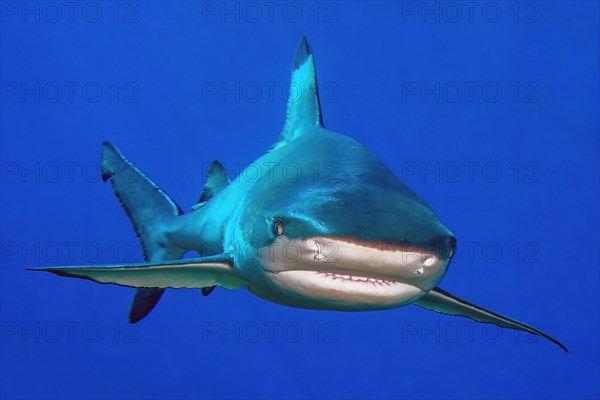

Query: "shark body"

xmin=34 ymin=37 xmax=566 ymax=352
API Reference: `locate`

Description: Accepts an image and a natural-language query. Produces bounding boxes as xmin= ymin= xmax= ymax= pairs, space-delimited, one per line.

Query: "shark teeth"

xmin=316 ymin=271 xmax=398 ymax=285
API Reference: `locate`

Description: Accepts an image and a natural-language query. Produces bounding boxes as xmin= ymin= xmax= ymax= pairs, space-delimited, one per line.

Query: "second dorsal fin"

xmin=192 ymin=160 xmax=230 ymax=210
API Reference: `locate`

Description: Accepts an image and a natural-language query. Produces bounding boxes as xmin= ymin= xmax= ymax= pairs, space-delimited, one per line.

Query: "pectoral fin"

xmin=414 ymin=287 xmax=567 ymax=352
xmin=29 ymin=255 xmax=246 ymax=291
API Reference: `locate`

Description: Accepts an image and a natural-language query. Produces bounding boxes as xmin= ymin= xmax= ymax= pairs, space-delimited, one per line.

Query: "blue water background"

xmin=1 ymin=1 xmax=599 ymax=399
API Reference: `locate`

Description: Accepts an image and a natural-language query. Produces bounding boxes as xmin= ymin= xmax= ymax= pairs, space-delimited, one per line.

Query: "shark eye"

xmin=272 ymin=217 xmax=284 ymax=238
xmin=447 ymin=237 xmax=457 ymax=259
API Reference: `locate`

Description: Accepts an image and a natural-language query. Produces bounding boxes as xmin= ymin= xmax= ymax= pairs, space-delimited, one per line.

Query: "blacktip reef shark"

xmin=32 ymin=36 xmax=567 ymax=352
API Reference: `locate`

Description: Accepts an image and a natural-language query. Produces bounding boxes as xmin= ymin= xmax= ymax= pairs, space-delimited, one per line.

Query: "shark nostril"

xmin=423 ymin=257 xmax=435 ymax=267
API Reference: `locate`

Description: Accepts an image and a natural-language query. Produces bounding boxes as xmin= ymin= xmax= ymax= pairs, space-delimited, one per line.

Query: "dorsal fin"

xmin=272 ymin=36 xmax=324 ymax=150
xmin=193 ymin=160 xmax=230 ymax=210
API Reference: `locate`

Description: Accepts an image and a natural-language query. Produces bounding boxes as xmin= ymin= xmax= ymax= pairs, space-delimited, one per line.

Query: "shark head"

xmin=236 ymin=127 xmax=456 ymax=310
xmin=227 ymin=37 xmax=456 ymax=310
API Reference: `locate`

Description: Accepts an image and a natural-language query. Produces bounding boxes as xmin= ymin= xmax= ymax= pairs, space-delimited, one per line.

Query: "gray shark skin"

xmin=31 ymin=37 xmax=567 ymax=352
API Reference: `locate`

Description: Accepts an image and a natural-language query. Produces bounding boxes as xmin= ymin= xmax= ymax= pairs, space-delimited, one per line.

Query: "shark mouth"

xmin=260 ymin=236 xmax=452 ymax=310
xmin=315 ymin=270 xmax=400 ymax=285
xmin=270 ymin=269 xmax=424 ymax=310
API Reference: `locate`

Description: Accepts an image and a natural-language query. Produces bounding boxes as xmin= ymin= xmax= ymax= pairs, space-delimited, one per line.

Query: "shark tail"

xmin=101 ymin=141 xmax=185 ymax=323
xmin=32 ymin=144 xmax=240 ymax=322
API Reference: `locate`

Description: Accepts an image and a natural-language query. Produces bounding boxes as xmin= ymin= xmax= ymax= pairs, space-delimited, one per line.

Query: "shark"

xmin=32 ymin=37 xmax=566 ymax=352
